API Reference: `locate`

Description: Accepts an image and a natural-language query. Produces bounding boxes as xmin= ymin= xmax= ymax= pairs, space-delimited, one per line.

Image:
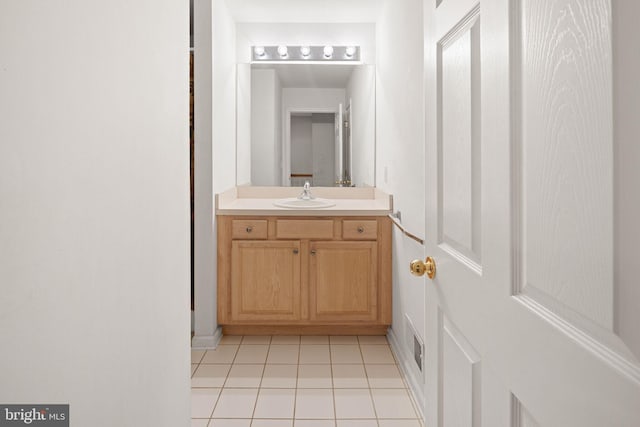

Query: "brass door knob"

xmin=410 ymin=257 xmax=436 ymax=279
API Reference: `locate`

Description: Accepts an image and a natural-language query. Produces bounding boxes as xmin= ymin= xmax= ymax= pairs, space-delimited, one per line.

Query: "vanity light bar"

xmin=251 ymin=45 xmax=360 ymax=62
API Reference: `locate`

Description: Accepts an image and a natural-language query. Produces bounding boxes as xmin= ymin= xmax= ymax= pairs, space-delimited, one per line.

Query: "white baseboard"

xmin=191 ymin=327 xmax=223 ymax=349
xmin=388 ymin=327 xmax=425 ymax=421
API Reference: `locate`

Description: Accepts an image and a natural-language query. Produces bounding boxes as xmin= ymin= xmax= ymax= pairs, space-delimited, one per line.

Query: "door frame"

xmin=283 ymin=107 xmax=337 ymax=187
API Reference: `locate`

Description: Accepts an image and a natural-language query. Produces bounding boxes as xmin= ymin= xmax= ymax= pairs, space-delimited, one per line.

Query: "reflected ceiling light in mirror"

xmin=254 ymin=46 xmax=265 ymax=57
xmin=251 ymin=46 xmax=360 ymax=63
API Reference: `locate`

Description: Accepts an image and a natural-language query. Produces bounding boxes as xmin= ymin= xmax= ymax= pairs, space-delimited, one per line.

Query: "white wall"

xmin=291 ymin=116 xmax=313 ymax=174
xmin=236 ymin=23 xmax=376 ymax=64
xmin=0 ymin=1 xmax=190 ymax=425
xmin=193 ymin=0 xmax=215 ymax=347
xmin=236 ymin=63 xmax=252 ymax=185
xmin=347 ymin=65 xmax=377 ymax=187
xmin=375 ymin=0 xmax=425 ymax=409
xmin=213 ymin=0 xmax=238 ymax=193
xmin=251 ymin=69 xmax=282 ymax=186
xmin=274 ymin=73 xmax=283 ymax=186
xmin=226 ymin=0 xmax=383 ymax=24
xmin=193 ymin=0 xmax=237 ymax=347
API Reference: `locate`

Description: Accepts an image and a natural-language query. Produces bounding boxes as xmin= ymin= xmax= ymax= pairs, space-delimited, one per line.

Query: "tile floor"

xmin=191 ymin=335 xmax=424 ymax=427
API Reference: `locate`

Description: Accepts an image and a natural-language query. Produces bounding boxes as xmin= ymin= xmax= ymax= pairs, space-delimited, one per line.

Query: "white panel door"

xmin=422 ymin=1 xmax=640 ymax=426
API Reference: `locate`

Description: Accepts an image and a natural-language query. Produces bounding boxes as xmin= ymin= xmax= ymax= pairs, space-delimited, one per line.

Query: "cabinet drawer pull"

xmin=246 ymin=226 xmax=253 ymax=233
xmin=293 ymin=249 xmax=299 ymax=254
xmin=310 ymin=249 xmax=317 ymax=255
xmin=357 ymin=226 xmax=365 ymax=233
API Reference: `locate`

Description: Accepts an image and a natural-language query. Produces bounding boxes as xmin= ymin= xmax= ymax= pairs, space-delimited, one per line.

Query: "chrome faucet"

xmin=298 ymin=180 xmax=315 ymax=200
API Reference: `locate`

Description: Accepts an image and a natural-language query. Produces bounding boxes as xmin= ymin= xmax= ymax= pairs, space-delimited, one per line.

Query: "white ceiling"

xmin=226 ymin=0 xmax=384 ymax=23
xmin=252 ymin=63 xmax=360 ymax=88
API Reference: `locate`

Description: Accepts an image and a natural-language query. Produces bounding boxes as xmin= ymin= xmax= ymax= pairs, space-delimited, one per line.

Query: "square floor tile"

xmin=337 ymin=420 xmax=379 ymax=427
xmin=334 ymin=389 xmax=376 ymax=419
xmin=208 ymin=420 xmax=251 ymax=427
xmin=300 ymin=335 xmax=329 ymax=345
xmin=261 ymin=364 xmax=298 ymax=388
xmin=190 ymin=419 xmax=210 ymax=427
xmin=299 ymin=345 xmax=330 ymax=364
xmin=360 ymin=345 xmax=396 ymax=364
xmin=191 ymin=364 xmax=230 ymax=388
xmin=212 ymin=388 xmax=259 ymax=418
xmin=377 ymin=420 xmax=423 ymax=427
xmin=365 ymin=364 xmax=405 ymax=388
xmin=192 ymin=350 xmax=206 ymax=364
xmin=201 ymin=345 xmax=238 ymax=364
xmin=225 ymin=364 xmax=264 ymax=388
xmin=294 ymin=421 xmax=335 ymax=427
xmin=191 ymin=388 xmax=220 ymax=418
xmin=253 ymin=388 xmax=296 ymax=419
xmin=371 ymin=389 xmax=417 ymax=419
xmin=297 ymin=364 xmax=333 ymax=388
xmin=213 ymin=388 xmax=258 ymax=418
xmin=357 ymin=335 xmax=389 ymax=345
xmin=331 ymin=345 xmax=362 ymax=364
xmin=295 ymin=389 xmax=335 ymax=419
xmin=252 ymin=420 xmax=294 ymax=427
xmin=235 ymin=345 xmax=269 ymax=364
xmin=267 ymin=344 xmax=299 ymax=364
xmin=242 ymin=335 xmax=272 ymax=345
xmin=271 ymin=335 xmax=301 ymax=344
xmin=332 ymin=364 xmax=368 ymax=388
xmin=219 ymin=335 xmax=243 ymax=345
xmin=330 ymin=336 xmax=359 ymax=345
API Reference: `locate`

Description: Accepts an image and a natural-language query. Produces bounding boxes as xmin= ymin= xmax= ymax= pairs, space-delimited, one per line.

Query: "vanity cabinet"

xmin=217 ymin=215 xmax=392 ymax=335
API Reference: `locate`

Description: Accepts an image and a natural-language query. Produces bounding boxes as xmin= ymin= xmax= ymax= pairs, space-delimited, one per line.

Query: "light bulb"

xmin=300 ymin=46 xmax=311 ymax=58
xmin=323 ymin=45 xmax=334 ymax=58
xmin=254 ymin=46 xmax=265 ymax=57
xmin=277 ymin=45 xmax=288 ymax=57
xmin=345 ymin=46 xmax=356 ymax=58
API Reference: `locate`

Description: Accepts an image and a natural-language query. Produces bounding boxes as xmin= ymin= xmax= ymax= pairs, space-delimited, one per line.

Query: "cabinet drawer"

xmin=342 ymin=220 xmax=378 ymax=240
xmin=232 ymin=220 xmax=268 ymax=239
xmin=276 ymin=219 xmax=334 ymax=239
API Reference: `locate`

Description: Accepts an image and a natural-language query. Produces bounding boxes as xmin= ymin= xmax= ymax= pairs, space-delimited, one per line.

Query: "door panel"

xmin=424 ymin=0 xmax=640 ymax=426
xmin=439 ymin=7 xmax=482 ymax=266
xmin=231 ymin=240 xmax=301 ymax=321
xmin=441 ymin=312 xmax=481 ymax=427
xmin=309 ymin=241 xmax=377 ymax=322
xmin=512 ymin=397 xmax=541 ymax=427
xmin=515 ymin=0 xmax=614 ymax=330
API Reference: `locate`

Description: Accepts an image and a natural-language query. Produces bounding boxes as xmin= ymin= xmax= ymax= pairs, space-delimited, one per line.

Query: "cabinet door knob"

xmin=246 ymin=226 xmax=253 ymax=233
xmin=310 ymin=249 xmax=317 ymax=255
xmin=293 ymin=249 xmax=299 ymax=254
xmin=357 ymin=226 xmax=365 ymax=233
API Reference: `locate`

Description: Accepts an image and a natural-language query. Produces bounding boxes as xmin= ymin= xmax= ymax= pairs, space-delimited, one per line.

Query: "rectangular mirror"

xmin=236 ymin=63 xmax=376 ymax=187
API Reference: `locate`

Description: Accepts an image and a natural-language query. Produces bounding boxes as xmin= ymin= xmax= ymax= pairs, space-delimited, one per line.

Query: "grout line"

xmin=194 ymin=336 xmax=419 ymax=425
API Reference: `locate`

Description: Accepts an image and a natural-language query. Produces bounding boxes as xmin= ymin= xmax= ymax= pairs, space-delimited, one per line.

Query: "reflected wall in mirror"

xmin=236 ymin=63 xmax=375 ymax=187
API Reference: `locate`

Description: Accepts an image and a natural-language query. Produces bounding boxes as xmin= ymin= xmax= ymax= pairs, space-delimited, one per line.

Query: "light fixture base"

xmin=251 ymin=45 xmax=361 ymax=62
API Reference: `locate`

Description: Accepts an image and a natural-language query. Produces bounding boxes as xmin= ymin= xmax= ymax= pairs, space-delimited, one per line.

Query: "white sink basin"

xmin=273 ymin=197 xmax=336 ymax=209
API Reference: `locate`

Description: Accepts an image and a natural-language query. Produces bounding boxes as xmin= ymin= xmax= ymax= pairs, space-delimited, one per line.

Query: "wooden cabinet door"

xmin=231 ymin=240 xmax=301 ymax=321
xmin=309 ymin=241 xmax=377 ymax=322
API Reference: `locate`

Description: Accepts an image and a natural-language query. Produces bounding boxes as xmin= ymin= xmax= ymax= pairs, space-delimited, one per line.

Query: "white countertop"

xmin=216 ymin=186 xmax=393 ymax=216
